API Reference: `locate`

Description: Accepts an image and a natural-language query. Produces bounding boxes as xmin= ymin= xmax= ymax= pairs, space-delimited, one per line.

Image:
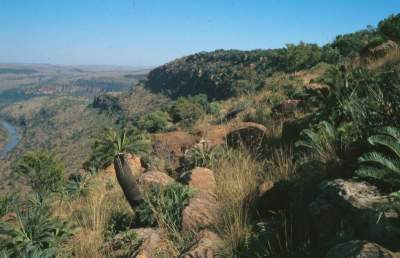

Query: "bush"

xmin=378 ymin=13 xmax=400 ymax=43
xmin=0 ymin=193 xmax=18 ymax=217
xmin=0 ymin=198 xmax=74 ymax=257
xmin=14 ymin=150 xmax=65 ymax=197
xmin=295 ymin=121 xmax=341 ymax=165
xmin=135 ymin=110 xmax=171 ymax=133
xmin=136 ymin=183 xmax=194 ymax=231
xmin=243 ymin=104 xmax=272 ymax=126
xmin=183 ymin=141 xmax=223 ymax=170
xmin=105 ymin=211 xmax=135 ymax=240
xmin=168 ymin=95 xmax=206 ymax=127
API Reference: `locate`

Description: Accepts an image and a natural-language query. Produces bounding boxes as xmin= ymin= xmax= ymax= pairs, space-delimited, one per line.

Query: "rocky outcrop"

xmin=181 ymin=230 xmax=223 ymax=258
xmin=324 ymin=241 xmax=400 ymax=258
xmin=181 ymin=167 xmax=218 ymax=233
xmin=139 ymin=171 xmax=174 ymax=187
xmin=152 ymin=131 xmax=200 ymax=171
xmin=135 ymin=228 xmax=167 ymax=258
xmin=196 ymin=122 xmax=267 ymax=147
xmin=274 ymin=99 xmax=302 ymax=114
xmin=310 ymin=179 xmax=400 ymax=253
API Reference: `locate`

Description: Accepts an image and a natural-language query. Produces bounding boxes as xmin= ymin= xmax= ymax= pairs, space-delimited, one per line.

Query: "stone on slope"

xmin=139 ymin=170 xmax=174 ymax=187
xmin=310 ymin=179 xmax=400 ymax=253
xmin=181 ymin=230 xmax=223 ymax=258
xmin=181 ymin=167 xmax=218 ymax=233
xmin=324 ymin=240 xmax=400 ymax=258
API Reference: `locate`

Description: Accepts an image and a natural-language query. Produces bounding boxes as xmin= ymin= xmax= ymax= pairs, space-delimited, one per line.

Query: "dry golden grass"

xmin=56 ymin=172 xmax=132 ymax=258
xmin=265 ymin=146 xmax=297 ymax=181
xmin=211 ymin=147 xmax=264 ymax=257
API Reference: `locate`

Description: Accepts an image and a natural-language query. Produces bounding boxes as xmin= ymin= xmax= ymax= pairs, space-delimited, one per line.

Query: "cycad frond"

xmin=359 ymin=151 xmax=400 ymax=174
xmin=356 ymin=126 xmax=400 ymax=188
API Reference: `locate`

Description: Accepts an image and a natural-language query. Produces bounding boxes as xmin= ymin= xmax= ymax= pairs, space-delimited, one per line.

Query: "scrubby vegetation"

xmin=1 ymin=13 xmax=400 ymax=258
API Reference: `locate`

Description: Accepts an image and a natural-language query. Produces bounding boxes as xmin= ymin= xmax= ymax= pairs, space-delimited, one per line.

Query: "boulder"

xmin=181 ymin=230 xmax=223 ymax=258
xmin=186 ymin=167 xmax=217 ymax=194
xmin=324 ymin=240 xmax=400 ymax=258
xmin=226 ymin=122 xmax=267 ymax=148
xmin=196 ymin=122 xmax=267 ymax=148
xmin=135 ymin=228 xmax=167 ymax=258
xmin=139 ymin=171 xmax=174 ymax=187
xmin=152 ymin=131 xmax=200 ymax=171
xmin=274 ymin=99 xmax=302 ymax=114
xmin=310 ymin=179 xmax=400 ymax=253
xmin=181 ymin=168 xmax=218 ymax=233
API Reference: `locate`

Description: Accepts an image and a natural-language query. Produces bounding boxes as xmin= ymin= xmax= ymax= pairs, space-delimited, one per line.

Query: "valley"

xmin=0 ymin=11 xmax=399 ymax=258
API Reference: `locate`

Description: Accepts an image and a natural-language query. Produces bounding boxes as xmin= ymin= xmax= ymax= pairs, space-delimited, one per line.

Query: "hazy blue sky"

xmin=0 ymin=0 xmax=399 ymax=67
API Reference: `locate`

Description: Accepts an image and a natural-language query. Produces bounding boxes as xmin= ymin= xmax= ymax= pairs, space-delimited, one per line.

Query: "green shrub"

xmin=14 ymin=150 xmax=65 ymax=197
xmin=295 ymin=121 xmax=341 ymax=164
xmin=0 ymin=198 xmax=74 ymax=257
xmin=207 ymin=101 xmax=221 ymax=115
xmin=168 ymin=96 xmax=206 ymax=127
xmin=105 ymin=211 xmax=135 ymax=240
xmin=378 ymin=13 xmax=400 ymax=43
xmin=243 ymin=105 xmax=272 ymax=126
xmin=65 ymin=173 xmax=91 ymax=199
xmin=0 ymin=193 xmax=18 ymax=217
xmin=135 ymin=110 xmax=171 ymax=133
xmin=136 ymin=183 xmax=194 ymax=231
xmin=183 ymin=142 xmax=223 ymax=169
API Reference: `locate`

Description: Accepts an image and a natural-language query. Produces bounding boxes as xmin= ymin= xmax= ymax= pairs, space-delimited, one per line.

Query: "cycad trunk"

xmin=114 ymin=155 xmax=142 ymax=210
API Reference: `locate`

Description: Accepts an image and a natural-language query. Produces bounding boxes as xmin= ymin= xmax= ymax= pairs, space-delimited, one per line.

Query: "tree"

xmin=378 ymin=14 xmax=400 ymax=43
xmin=135 ymin=111 xmax=171 ymax=133
xmin=92 ymin=128 xmax=150 ymax=210
xmin=356 ymin=126 xmax=400 ymax=189
xmin=14 ymin=150 xmax=65 ymax=197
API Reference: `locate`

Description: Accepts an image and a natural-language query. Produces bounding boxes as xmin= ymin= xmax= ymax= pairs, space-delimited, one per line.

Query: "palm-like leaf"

xmin=356 ymin=126 xmax=400 ymax=188
xmin=92 ymin=127 xmax=150 ymax=169
xmin=295 ymin=121 xmax=339 ymax=163
xmin=92 ymin=127 xmax=150 ymax=210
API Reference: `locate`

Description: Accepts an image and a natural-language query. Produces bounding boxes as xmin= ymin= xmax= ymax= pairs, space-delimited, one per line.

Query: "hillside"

xmin=0 ymin=13 xmax=400 ymax=258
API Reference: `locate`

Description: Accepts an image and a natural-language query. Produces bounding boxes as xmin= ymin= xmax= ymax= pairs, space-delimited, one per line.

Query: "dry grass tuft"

xmin=266 ymin=146 xmax=297 ymax=181
xmin=211 ymin=147 xmax=264 ymax=257
xmin=58 ymin=173 xmax=132 ymax=258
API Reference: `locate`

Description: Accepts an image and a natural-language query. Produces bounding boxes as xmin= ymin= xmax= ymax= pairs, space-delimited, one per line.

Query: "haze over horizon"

xmin=1 ymin=0 xmax=399 ymax=67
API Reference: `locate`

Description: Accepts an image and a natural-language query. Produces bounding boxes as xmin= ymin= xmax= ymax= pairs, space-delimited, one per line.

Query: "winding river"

xmin=0 ymin=120 xmax=20 ymax=158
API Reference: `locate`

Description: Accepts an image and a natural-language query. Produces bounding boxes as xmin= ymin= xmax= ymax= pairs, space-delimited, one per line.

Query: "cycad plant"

xmin=295 ymin=121 xmax=340 ymax=164
xmin=92 ymin=127 xmax=150 ymax=210
xmin=356 ymin=126 xmax=400 ymax=189
xmin=0 ymin=197 xmax=73 ymax=257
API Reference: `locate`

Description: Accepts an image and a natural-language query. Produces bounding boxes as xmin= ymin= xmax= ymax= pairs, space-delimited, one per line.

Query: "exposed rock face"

xmin=226 ymin=122 xmax=267 ymax=147
xmin=139 ymin=171 xmax=174 ymax=187
xmin=274 ymin=99 xmax=302 ymax=114
xmin=181 ymin=167 xmax=218 ymax=233
xmin=310 ymin=179 xmax=400 ymax=253
xmin=324 ymin=241 xmax=400 ymax=258
xmin=181 ymin=230 xmax=223 ymax=258
xmin=196 ymin=122 xmax=267 ymax=147
xmin=152 ymin=131 xmax=200 ymax=171
xmin=135 ymin=228 xmax=167 ymax=258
